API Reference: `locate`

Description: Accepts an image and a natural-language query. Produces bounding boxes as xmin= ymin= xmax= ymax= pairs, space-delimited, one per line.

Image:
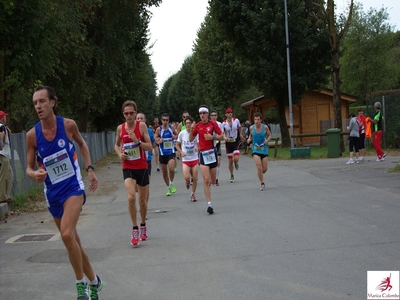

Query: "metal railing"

xmin=9 ymin=131 xmax=116 ymax=197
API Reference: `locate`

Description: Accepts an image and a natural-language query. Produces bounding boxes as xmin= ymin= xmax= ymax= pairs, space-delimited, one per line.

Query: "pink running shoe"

xmin=131 ymin=229 xmax=140 ymax=246
xmin=140 ymin=225 xmax=148 ymax=241
xmin=191 ymin=193 xmax=197 ymax=202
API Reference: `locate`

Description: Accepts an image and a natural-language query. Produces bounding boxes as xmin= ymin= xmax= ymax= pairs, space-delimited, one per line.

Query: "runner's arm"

xmin=139 ymin=122 xmax=153 ymax=151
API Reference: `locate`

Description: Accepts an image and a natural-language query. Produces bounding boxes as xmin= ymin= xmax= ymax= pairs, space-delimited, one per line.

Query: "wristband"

xmin=86 ymin=165 xmax=95 ymax=172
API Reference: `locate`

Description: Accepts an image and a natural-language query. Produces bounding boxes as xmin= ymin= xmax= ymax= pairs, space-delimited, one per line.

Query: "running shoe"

xmin=207 ymin=202 xmax=214 ymax=214
xmin=191 ymin=193 xmax=197 ymax=202
xmin=346 ymin=159 xmax=354 ymax=165
xmin=166 ymin=187 xmax=172 ymax=196
xmin=375 ymin=158 xmax=381 ymax=162
xmin=131 ymin=229 xmax=140 ymax=246
xmin=89 ymin=275 xmax=104 ymax=300
xmin=260 ymin=183 xmax=266 ymax=191
xmin=170 ymin=183 xmax=177 ymax=193
xmin=230 ymin=175 xmax=235 ymax=183
xmin=234 ymin=162 xmax=239 ymax=170
xmin=215 ymin=179 xmax=219 ymax=186
xmin=140 ymin=225 xmax=148 ymax=241
xmin=381 ymin=153 xmax=386 ymax=161
xmin=76 ymin=282 xmax=89 ymax=300
xmin=157 ymin=166 xmax=161 ymax=172
xmin=186 ymin=180 xmax=191 ymax=190
xmin=190 ymin=177 xmax=193 ymax=185
xmin=358 ymin=156 xmax=364 ymax=161
xmin=355 ymin=159 xmax=360 ymax=164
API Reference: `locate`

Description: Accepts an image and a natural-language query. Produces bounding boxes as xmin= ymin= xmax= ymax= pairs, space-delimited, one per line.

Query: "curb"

xmin=0 ymin=203 xmax=10 ymax=219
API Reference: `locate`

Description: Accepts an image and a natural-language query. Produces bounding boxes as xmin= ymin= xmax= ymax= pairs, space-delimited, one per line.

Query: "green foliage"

xmin=265 ymin=107 xmax=278 ymax=124
xmin=1 ymin=0 xmax=161 ymax=133
xmin=192 ymin=12 xmax=250 ymax=115
xmin=341 ymin=2 xmax=400 ymax=103
xmin=208 ymin=0 xmax=331 ymax=146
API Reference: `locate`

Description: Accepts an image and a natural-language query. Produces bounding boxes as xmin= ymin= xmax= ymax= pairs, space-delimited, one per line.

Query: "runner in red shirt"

xmin=190 ymin=105 xmax=224 ymax=214
xmin=114 ymin=100 xmax=153 ymax=246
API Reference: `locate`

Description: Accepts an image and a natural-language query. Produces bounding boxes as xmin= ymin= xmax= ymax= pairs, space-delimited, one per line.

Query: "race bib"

xmin=185 ymin=144 xmax=195 ymax=156
xmin=201 ymin=149 xmax=216 ymax=165
xmin=227 ymin=137 xmax=236 ymax=143
xmin=254 ymin=143 xmax=265 ymax=151
xmin=163 ymin=138 xmax=173 ymax=150
xmin=124 ymin=142 xmax=141 ymax=160
xmin=43 ymin=148 xmax=74 ymax=185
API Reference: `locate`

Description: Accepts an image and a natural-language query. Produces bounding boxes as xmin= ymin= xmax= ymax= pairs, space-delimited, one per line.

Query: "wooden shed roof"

xmin=241 ymin=88 xmax=356 ymax=109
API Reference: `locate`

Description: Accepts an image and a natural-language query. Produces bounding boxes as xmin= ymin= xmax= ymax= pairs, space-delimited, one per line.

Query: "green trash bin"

xmin=326 ymin=128 xmax=341 ymax=158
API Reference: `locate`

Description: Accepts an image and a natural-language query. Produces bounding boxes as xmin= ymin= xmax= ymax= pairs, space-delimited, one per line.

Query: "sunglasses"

xmin=123 ymin=111 xmax=136 ymax=116
xmin=162 ymin=119 xmax=169 ymax=122
xmin=182 ymin=116 xmax=189 ymax=119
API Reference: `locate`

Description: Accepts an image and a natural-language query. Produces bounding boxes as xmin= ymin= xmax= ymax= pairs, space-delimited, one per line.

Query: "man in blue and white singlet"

xmin=154 ymin=113 xmax=177 ymax=196
xmin=246 ymin=112 xmax=272 ymax=191
xmin=26 ymin=86 xmax=103 ymax=300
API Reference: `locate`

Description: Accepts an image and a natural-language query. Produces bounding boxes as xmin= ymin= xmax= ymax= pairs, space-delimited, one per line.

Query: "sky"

xmin=149 ymin=0 xmax=400 ymax=91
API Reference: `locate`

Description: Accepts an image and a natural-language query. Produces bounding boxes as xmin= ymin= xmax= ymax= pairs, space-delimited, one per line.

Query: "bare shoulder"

xmin=26 ymin=127 xmax=36 ymax=140
xmin=64 ymin=117 xmax=79 ymax=132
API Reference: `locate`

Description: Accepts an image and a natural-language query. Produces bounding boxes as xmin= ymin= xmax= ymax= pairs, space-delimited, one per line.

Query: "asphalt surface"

xmin=0 ymin=153 xmax=399 ymax=300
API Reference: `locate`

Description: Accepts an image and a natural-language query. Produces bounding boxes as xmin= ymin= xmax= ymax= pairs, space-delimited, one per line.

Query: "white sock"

xmin=76 ymin=277 xmax=87 ymax=284
xmin=207 ymin=201 xmax=212 ymax=206
xmin=90 ymin=275 xmax=98 ymax=286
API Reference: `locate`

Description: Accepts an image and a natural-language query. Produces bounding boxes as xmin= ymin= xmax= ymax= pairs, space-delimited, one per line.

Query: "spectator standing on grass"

xmin=0 ymin=110 xmax=14 ymax=204
xmin=346 ymin=112 xmax=360 ymax=165
xmin=356 ymin=108 xmax=366 ymax=161
xmin=370 ymin=102 xmax=386 ymax=162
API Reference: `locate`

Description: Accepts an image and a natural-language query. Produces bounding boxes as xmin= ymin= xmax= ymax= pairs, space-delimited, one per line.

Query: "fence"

xmin=365 ymin=93 xmax=400 ymax=149
xmin=9 ymin=131 xmax=116 ymax=197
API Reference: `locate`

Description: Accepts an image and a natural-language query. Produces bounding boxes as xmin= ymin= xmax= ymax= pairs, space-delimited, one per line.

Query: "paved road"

xmin=0 ymin=153 xmax=399 ymax=300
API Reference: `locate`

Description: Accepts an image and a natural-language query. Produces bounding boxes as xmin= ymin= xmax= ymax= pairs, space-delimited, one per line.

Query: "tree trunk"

xmin=332 ymin=49 xmax=345 ymax=153
xmin=277 ymin=97 xmax=290 ymax=147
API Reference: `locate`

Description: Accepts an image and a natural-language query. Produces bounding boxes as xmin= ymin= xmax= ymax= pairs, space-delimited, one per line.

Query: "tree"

xmin=1 ymin=0 xmax=161 ymax=132
xmin=341 ymin=3 xmax=400 ymax=102
xmin=209 ymin=0 xmax=331 ymax=146
xmin=319 ymin=0 xmax=354 ymax=152
xmin=192 ymin=12 xmax=249 ymax=114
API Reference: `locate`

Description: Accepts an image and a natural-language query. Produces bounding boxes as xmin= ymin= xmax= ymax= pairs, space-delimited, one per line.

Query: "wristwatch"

xmin=138 ymin=140 xmax=142 ymax=145
xmin=86 ymin=165 xmax=95 ymax=172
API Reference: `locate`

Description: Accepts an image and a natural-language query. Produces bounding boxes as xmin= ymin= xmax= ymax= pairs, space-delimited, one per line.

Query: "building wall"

xmin=243 ymin=90 xmax=354 ymax=146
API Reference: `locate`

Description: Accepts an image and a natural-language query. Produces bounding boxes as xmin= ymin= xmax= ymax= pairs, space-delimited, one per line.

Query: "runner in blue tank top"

xmin=246 ymin=112 xmax=272 ymax=191
xmin=26 ymin=86 xmax=103 ymax=300
xmin=154 ymin=113 xmax=177 ymax=196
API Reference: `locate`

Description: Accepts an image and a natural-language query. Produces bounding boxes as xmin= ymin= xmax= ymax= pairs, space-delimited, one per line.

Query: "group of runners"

xmin=24 ymin=85 xmax=273 ymax=299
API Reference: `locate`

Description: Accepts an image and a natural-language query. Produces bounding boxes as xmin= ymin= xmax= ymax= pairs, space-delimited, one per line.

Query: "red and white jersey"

xmin=222 ymin=118 xmax=241 ymax=139
xmin=192 ymin=120 xmax=222 ymax=151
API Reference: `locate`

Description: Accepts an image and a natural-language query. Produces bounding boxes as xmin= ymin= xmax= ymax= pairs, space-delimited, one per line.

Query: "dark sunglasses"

xmin=123 ymin=111 xmax=136 ymax=116
xmin=182 ymin=116 xmax=189 ymax=119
